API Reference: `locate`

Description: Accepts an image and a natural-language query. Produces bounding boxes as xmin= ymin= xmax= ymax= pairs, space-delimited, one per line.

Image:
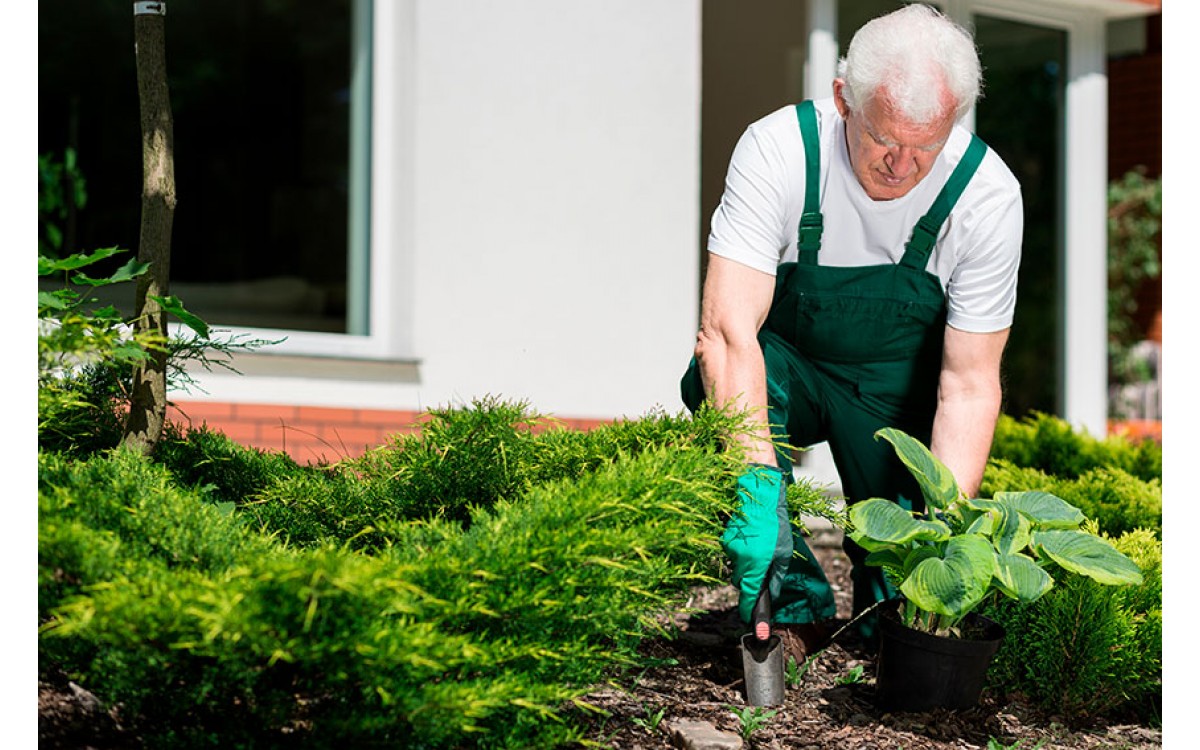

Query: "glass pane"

xmin=972 ymin=16 xmax=1067 ymax=418
xmin=38 ymin=0 xmax=366 ymax=334
xmin=837 ymin=0 xmax=913 ymax=46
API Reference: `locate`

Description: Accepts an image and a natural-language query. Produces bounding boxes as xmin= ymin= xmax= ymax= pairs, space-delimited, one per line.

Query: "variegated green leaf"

xmin=1033 ymin=530 xmax=1144 ymax=586
xmin=899 ymin=535 xmax=995 ymax=618
xmin=965 ymin=512 xmax=994 ymax=536
xmin=989 ymin=504 xmax=1032 ymax=556
xmin=875 ymin=428 xmax=959 ymax=510
xmin=864 ymin=549 xmax=905 ymax=572
xmin=903 ymin=545 xmax=940 ymax=577
xmin=995 ymin=491 xmax=1085 ymax=530
xmin=993 ymin=552 xmax=1053 ymax=602
xmin=848 ymin=498 xmax=950 ymax=546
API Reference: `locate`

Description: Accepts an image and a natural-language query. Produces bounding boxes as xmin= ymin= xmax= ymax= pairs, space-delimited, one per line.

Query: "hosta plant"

xmin=848 ymin=428 xmax=1143 ymax=636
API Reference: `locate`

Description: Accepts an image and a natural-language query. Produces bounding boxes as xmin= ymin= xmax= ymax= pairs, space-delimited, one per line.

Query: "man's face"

xmin=833 ymin=80 xmax=956 ymax=201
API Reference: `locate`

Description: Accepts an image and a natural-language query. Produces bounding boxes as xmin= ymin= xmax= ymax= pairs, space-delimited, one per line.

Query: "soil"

xmin=37 ymin=526 xmax=1163 ymax=749
xmin=576 ymin=526 xmax=1163 ymax=750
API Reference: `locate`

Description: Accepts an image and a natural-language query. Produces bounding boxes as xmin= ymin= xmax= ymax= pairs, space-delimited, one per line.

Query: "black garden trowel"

xmin=740 ymin=587 xmax=785 ymax=705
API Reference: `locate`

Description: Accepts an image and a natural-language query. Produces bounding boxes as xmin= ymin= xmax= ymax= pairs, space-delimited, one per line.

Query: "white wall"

xmin=189 ymin=1 xmax=704 ymax=421
xmin=411 ymin=0 xmax=703 ymax=419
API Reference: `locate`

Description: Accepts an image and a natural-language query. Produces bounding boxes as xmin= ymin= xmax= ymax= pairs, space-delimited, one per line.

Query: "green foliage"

xmin=245 ymin=399 xmax=763 ymax=553
xmin=153 ymin=426 xmax=309 ymax=509
xmin=351 ymin=396 xmax=550 ymax=524
xmin=1107 ymin=170 xmax=1162 ymax=385
xmin=983 ymin=528 xmax=1161 ymax=721
xmin=726 ymin=705 xmax=776 ymax=740
xmin=630 ymin=703 xmax=666 ymax=735
xmin=38 ymin=248 xmax=163 ymax=450
xmin=848 ymin=428 xmax=1141 ymax=635
xmin=988 ymin=738 xmax=1046 ymax=750
xmin=990 ymin=412 xmax=1161 ymax=482
xmin=835 ymin=664 xmax=865 ymax=685
xmin=39 ymin=400 xmax=763 ymax=748
xmin=38 ymin=448 xmax=260 ymax=573
xmin=39 ymin=149 xmax=88 ymax=258
xmin=39 ymin=247 xmax=282 ymax=457
xmin=983 ymin=459 xmax=1161 ymax=538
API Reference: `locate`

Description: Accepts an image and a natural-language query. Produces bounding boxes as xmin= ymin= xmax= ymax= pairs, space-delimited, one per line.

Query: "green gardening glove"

xmin=720 ymin=464 xmax=793 ymax=624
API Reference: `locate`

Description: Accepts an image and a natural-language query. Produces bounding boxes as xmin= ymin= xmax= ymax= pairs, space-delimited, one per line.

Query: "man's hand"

xmin=722 ymin=464 xmax=793 ymax=624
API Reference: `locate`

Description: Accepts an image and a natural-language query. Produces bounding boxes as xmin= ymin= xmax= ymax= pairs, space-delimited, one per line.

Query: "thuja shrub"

xmin=982 ymin=459 xmax=1162 ymax=537
xmin=39 ymin=407 xmax=759 ymax=748
xmin=349 ymin=395 xmax=552 ymax=524
xmin=38 ymin=449 xmax=269 ymax=592
xmin=983 ymin=527 xmax=1162 ymax=721
xmin=153 ymin=425 xmax=309 ymax=509
xmin=990 ymin=412 xmax=1161 ymax=482
xmin=251 ymin=400 xmax=753 ymax=550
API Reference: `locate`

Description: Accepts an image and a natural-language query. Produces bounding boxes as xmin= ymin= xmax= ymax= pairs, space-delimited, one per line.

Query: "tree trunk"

xmin=121 ymin=3 xmax=176 ymax=456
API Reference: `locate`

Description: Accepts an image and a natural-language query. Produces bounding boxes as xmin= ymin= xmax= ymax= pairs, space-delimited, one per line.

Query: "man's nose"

xmin=884 ymin=147 xmax=916 ymax=178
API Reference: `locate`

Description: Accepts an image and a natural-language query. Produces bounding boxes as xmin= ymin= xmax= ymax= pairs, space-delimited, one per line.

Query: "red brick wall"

xmin=167 ymin=400 xmax=611 ymax=465
xmin=1106 ymin=13 xmax=1162 ymax=345
xmin=1107 ymin=24 xmax=1161 ymax=181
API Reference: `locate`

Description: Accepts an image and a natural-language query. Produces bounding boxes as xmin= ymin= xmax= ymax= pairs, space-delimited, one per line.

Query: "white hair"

xmin=836 ymin=3 xmax=982 ymax=124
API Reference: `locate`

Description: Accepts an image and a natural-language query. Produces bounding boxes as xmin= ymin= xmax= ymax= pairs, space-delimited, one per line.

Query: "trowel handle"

xmin=752 ymin=585 xmax=772 ymax=641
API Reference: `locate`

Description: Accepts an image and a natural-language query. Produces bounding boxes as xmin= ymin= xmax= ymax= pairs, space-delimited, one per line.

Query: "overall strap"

xmin=794 ymin=100 xmax=823 ymax=265
xmin=900 ymin=133 xmax=988 ymax=269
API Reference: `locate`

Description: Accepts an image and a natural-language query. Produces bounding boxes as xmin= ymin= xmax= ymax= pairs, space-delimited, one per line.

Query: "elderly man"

xmin=681 ymin=3 xmax=1023 ymax=658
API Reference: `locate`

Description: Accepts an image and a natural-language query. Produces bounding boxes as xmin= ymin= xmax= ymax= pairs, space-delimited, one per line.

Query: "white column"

xmin=804 ymin=0 xmax=838 ymax=100
xmin=1061 ymin=16 xmax=1109 ymax=436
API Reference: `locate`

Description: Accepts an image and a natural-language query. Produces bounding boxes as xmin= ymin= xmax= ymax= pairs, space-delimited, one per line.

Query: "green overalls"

xmin=682 ymin=100 xmax=988 ymax=637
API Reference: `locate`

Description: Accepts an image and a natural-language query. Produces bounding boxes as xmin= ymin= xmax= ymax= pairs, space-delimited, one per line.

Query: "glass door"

xmin=972 ymin=16 xmax=1068 ymax=418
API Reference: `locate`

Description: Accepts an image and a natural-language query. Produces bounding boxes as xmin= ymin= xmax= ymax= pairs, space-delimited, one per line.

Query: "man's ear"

xmin=832 ymin=79 xmax=851 ymax=119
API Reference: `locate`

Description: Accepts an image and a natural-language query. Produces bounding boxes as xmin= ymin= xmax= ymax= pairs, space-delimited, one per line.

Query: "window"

xmin=39 ymin=0 xmax=373 ymax=335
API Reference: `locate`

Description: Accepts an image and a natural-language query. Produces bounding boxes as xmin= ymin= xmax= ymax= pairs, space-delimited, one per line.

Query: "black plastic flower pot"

xmin=874 ymin=599 xmax=1005 ymax=712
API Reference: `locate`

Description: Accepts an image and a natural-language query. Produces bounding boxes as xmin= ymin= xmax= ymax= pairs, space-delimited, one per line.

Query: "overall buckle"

xmin=797 ymin=212 xmax=824 ymax=251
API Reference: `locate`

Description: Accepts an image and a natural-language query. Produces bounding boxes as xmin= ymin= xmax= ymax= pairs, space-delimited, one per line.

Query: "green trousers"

xmin=681 ymin=329 xmax=934 ymax=635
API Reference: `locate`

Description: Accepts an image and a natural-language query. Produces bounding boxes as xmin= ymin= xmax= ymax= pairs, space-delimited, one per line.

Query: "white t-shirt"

xmin=708 ymin=98 xmax=1023 ymax=333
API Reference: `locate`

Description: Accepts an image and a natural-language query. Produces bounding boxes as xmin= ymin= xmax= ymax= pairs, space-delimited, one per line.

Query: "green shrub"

xmin=153 ymin=425 xmax=309 ymax=507
xmin=39 ymin=449 xmax=269 ymax=580
xmin=349 ymin=395 xmax=552 ymax=524
xmin=983 ymin=527 xmax=1161 ymax=721
xmin=991 ymin=412 xmax=1161 ymax=482
xmin=38 ymin=403 xmax=771 ymax=749
xmin=982 ymin=459 xmax=1161 ymax=537
xmin=248 ymin=400 xmax=755 ymax=551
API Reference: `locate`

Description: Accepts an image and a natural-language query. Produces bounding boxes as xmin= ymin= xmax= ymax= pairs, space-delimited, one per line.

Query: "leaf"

xmin=38 ymin=290 xmax=74 ymax=312
xmin=848 ymin=498 xmax=950 ymax=546
xmin=1033 ymin=530 xmax=1144 ymax=586
xmin=903 ymin=546 xmax=940 ymax=577
xmin=965 ymin=511 xmax=994 ymax=536
xmin=38 ymin=247 xmax=127 ymax=275
xmin=993 ymin=552 xmax=1053 ymax=602
xmin=988 ymin=504 xmax=1032 ymax=556
xmin=993 ymin=491 xmax=1085 ymax=530
xmin=899 ymin=534 xmax=995 ymax=618
xmin=109 ymin=257 xmax=147 ymax=283
xmin=152 ymin=295 xmax=211 ymax=339
xmin=70 ymin=256 xmax=149 ymax=286
xmin=875 ymin=428 xmax=959 ymax=510
xmin=863 ymin=549 xmax=905 ymax=571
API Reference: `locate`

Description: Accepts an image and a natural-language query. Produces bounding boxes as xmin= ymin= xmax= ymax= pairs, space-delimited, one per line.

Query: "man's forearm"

xmin=931 ymin=326 xmax=1009 ymax=498
xmin=929 ymin=385 xmax=1001 ymax=498
xmin=695 ymin=332 xmax=778 ymax=466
